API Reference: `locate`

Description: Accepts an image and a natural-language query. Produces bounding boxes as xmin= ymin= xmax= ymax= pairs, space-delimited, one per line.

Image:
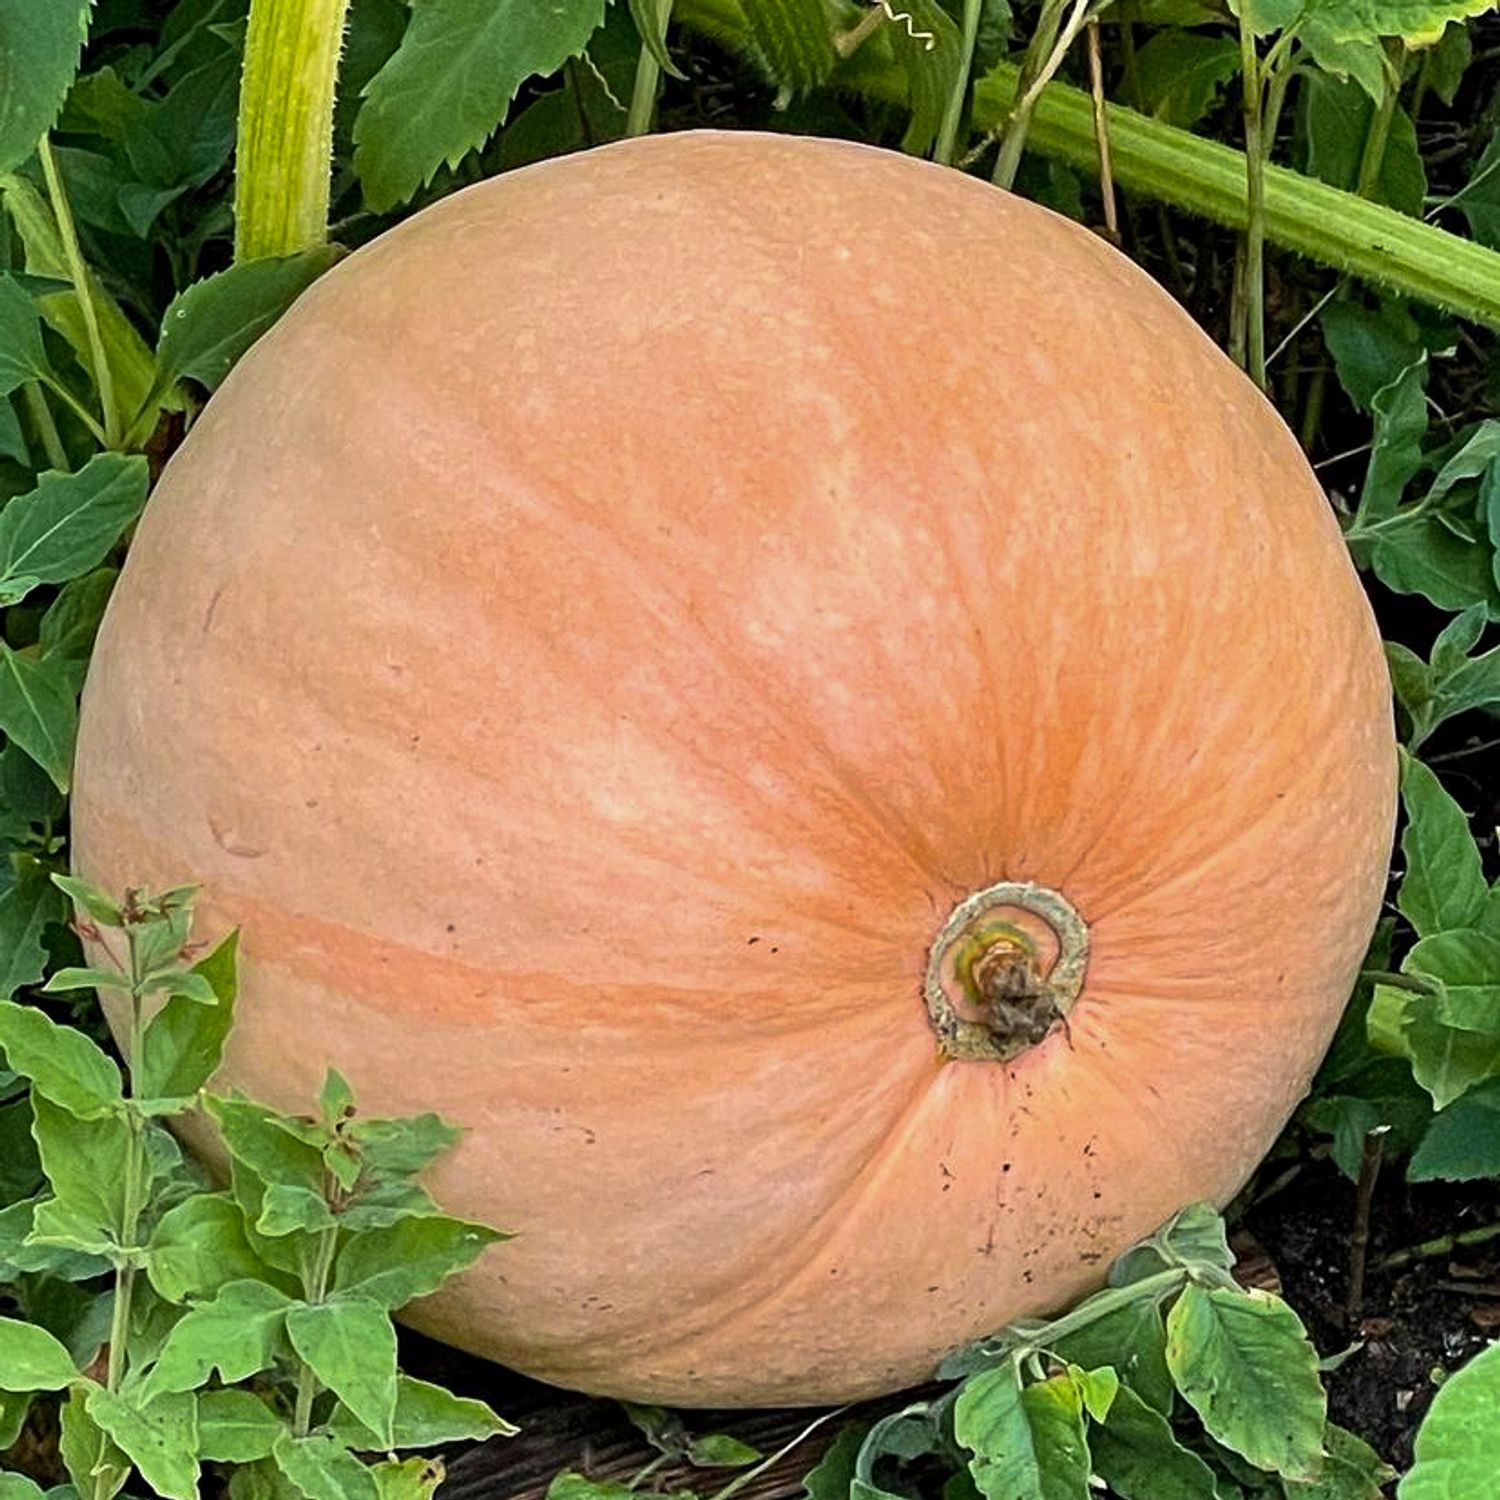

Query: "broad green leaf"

xmin=137 ymin=931 xmax=239 ymax=1102
xmin=1053 ymin=1299 xmax=1173 ymax=1415
xmin=39 ymin=568 xmax=117 ymax=665
xmin=1300 ymin=21 xmax=1386 ymax=101
xmin=547 ymin=1476 xmax=653 ymax=1500
xmin=198 ymin=1389 xmax=287 ymax=1463
xmin=889 ymin=1 xmax=962 ymax=156
xmin=1304 ymin=76 xmax=1425 ymax=215
xmin=688 ymin=1433 xmax=761 ymax=1467
xmin=0 ymin=858 xmax=69 ymax=999
xmin=354 ymin=0 xmax=608 ymax=211
xmin=1408 ymin=1078 xmax=1500 ymax=1180
xmin=0 ymin=275 xmax=51 ymax=398
xmin=326 ymin=1374 xmax=514 ymax=1448
xmin=86 ymin=1387 xmax=199 ymax=1500
xmin=1398 ymin=756 xmax=1487 ymax=935
xmin=954 ymin=1363 xmax=1091 ymax=1500
xmin=0 ymin=0 xmax=91 ymax=174
xmin=1087 ymin=1385 xmax=1218 ymax=1500
xmin=1065 ymin=1365 xmax=1117 ymax=1424
xmin=50 ymin=873 xmax=123 ymax=927
xmin=206 ymin=1093 xmax=328 ymax=1192
xmin=258 ymin=1182 xmax=339 ymax=1236
xmin=1110 ymin=1202 xmax=1234 ymax=1287
xmin=1164 ymin=1284 xmax=1325 ymax=1480
xmin=1132 ymin=33 xmax=1241 ymax=128
xmin=144 ymin=1279 xmax=293 ymax=1394
xmin=273 ymin=1432 xmax=380 ymax=1500
xmin=0 ymin=1314 xmax=78 ymax=1389
xmin=1394 ymin=985 xmax=1500 ymax=1107
xmin=1237 ymin=0 xmax=1305 ymax=32
xmin=1306 ymin=0 xmax=1500 ymax=46
xmin=1400 ymin=1341 xmax=1500 ymax=1499
xmin=59 ymin=1386 xmax=129 ymax=1500
xmin=151 ymin=250 xmax=339 ymax=400
xmin=1370 ymin=512 xmax=1500 ymax=616
xmin=28 ymin=1093 xmax=135 ymax=1252
xmin=0 ymin=1405 xmax=36 ymax=1467
xmin=0 ymin=454 xmax=148 ymax=606
xmin=286 ymin=1298 xmax=399 ymax=1449
xmin=346 ymin=1112 xmax=462 ymax=1176
xmin=1407 ymin=929 xmax=1500 ymax=1030
xmin=331 ymin=1213 xmax=505 ymax=1308
xmin=1301 ymin=1059 xmax=1433 ymax=1180
xmin=627 ymin=0 xmax=686 ymax=79
xmin=0 ymin=642 xmax=78 ymax=790
xmin=1321 ymin=301 xmax=1424 ymax=414
xmin=0 ymin=396 xmax=26 ymax=465
xmin=0 ymin=998 xmax=121 ymax=1114
xmin=371 ymin=1457 xmax=446 ymax=1500
xmin=146 ymin=1191 xmax=276 ymax=1303
xmin=0 ymin=1092 xmax=41 ymax=1201
xmin=1285 ymin=1423 xmax=1393 ymax=1499
xmin=1428 ymin=421 xmax=1500 ymax=506
xmin=741 ymin=0 xmax=837 ymax=93
xmin=1459 ymin=132 xmax=1500 ymax=250
xmin=1352 ymin=359 xmax=1427 ymax=528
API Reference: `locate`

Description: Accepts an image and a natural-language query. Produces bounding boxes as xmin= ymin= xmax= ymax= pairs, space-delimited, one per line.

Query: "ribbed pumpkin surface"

xmin=72 ymin=131 xmax=1396 ymax=1406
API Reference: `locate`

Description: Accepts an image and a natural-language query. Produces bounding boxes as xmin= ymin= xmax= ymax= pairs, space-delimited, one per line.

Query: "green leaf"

xmin=627 ymin=0 xmax=687 ymax=79
xmin=325 ymin=1374 xmax=514 ymax=1449
xmin=0 ymin=1314 xmax=78 ymax=1389
xmin=1132 ymin=33 xmax=1241 ymax=128
xmin=59 ymin=1386 xmax=129 ymax=1500
xmin=688 ymin=1433 xmax=762 ymax=1468
xmin=1398 ymin=756 xmax=1487 ymax=936
xmin=1407 ymin=929 xmax=1500 ymax=1031
xmin=1394 ymin=985 xmax=1500 ymax=1108
xmin=0 ymin=454 xmax=148 ymax=607
xmin=39 ymin=568 xmax=117 ymax=665
xmin=273 ymin=1433 xmax=380 ymax=1500
xmin=371 ymin=1457 xmax=446 ymax=1500
xmin=198 ymin=1389 xmax=288 ymax=1463
xmin=1408 ymin=1078 xmax=1500 ymax=1181
xmin=1237 ymin=0 xmax=1305 ymax=33
xmin=954 ymin=1364 xmax=1091 ymax=1500
xmin=0 ymin=0 xmax=91 ymax=174
xmin=1353 ymin=359 xmax=1428 ymax=528
xmin=354 ymin=0 xmax=608 ymax=211
xmin=0 ymin=275 xmax=51 ymax=398
xmin=147 ymin=1191 xmax=276 ymax=1303
xmin=0 ymin=643 xmax=79 ymax=791
xmin=1300 ymin=21 xmax=1386 ymax=102
xmin=1322 ymin=301 xmax=1425 ymax=414
xmin=0 ymin=1395 xmax=35 ymax=1459
xmin=1053 ymin=1300 xmax=1174 ymax=1415
xmin=0 ymin=859 xmax=69 ymax=999
xmin=286 ymin=1298 xmax=399 ymax=1449
xmin=331 ymin=1213 xmax=505 ymax=1308
xmin=1305 ymin=74 xmax=1426 ymax=214
xmin=138 ymin=931 xmax=239 ymax=1102
xmin=258 ymin=1182 xmax=339 ymax=1236
xmin=151 ymin=250 xmax=339 ymax=401
xmin=1284 ymin=1423 xmax=1393 ymax=1499
xmin=1369 ymin=513 xmax=1500 ymax=617
xmin=1305 ymin=0 xmax=1500 ymax=46
xmin=741 ymin=0 xmax=837 ymax=93
xmin=0 ymin=1093 xmax=41 ymax=1201
xmin=0 ymin=999 xmax=120 ymax=1114
xmin=1164 ymin=1284 xmax=1326 ymax=1480
xmin=86 ymin=1387 xmax=199 ymax=1500
xmin=144 ymin=1279 xmax=293 ymax=1394
xmin=50 ymin=874 xmax=123 ymax=927
xmin=802 ymin=1424 xmax=867 ymax=1500
xmin=1459 ymin=132 xmax=1500 ymax=251
xmin=28 ymin=1093 xmax=135 ymax=1249
xmin=890 ymin=0 xmax=963 ymax=155
xmin=206 ymin=1094 xmax=328 ymax=1192
xmin=1087 ymin=1385 xmax=1218 ymax=1500
xmin=346 ymin=1112 xmax=462 ymax=1177
xmin=1400 ymin=1341 xmax=1500 ymax=1499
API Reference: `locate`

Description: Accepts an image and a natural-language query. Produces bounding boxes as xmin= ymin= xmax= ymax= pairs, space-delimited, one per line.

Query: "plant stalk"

xmin=21 ymin=383 xmax=68 ymax=471
xmin=993 ymin=0 xmax=1091 ymax=190
xmin=1380 ymin=1219 xmax=1500 ymax=1271
xmin=292 ymin=1219 xmax=339 ymax=1435
xmin=36 ymin=139 xmax=120 ymax=449
xmin=934 ymin=0 xmax=982 ymax=168
xmin=235 ymin=0 xmax=352 ymax=261
xmin=627 ymin=0 xmax=675 ymax=136
xmin=1238 ymin=18 xmax=1267 ymax=389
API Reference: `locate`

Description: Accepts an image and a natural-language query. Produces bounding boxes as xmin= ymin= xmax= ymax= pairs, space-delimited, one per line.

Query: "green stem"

xmin=35 ymin=138 xmax=119 ymax=449
xmin=1380 ymin=1219 xmax=1500 ymax=1271
xmin=1355 ymin=60 xmax=1401 ymax=201
xmin=41 ymin=376 xmax=110 ymax=447
xmin=292 ymin=1223 xmax=338 ymax=1436
xmin=676 ymin=1 xmax=1500 ymax=329
xmin=934 ymin=0 xmax=982 ymax=168
xmin=235 ymin=0 xmax=352 ymax=260
xmin=993 ymin=0 xmax=1085 ymax=189
xmin=626 ymin=1 xmax=674 ymax=136
xmin=21 ymin=383 xmax=68 ymax=471
xmin=1238 ymin=18 xmax=1266 ymax=389
xmin=709 ymin=1408 xmax=849 ymax=1500
xmin=1023 ymin=1267 xmax=1184 ymax=1352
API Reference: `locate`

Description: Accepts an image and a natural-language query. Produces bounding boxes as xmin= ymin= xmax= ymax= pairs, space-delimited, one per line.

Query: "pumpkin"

xmin=72 ymin=130 xmax=1396 ymax=1407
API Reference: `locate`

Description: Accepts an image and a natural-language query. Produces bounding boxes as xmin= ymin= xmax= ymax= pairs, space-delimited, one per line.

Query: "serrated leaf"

xmin=1087 ymin=1385 xmax=1218 ymax=1500
xmin=0 ymin=1314 xmax=78 ymax=1389
xmin=144 ymin=1279 xmax=293 ymax=1394
xmin=152 ymin=250 xmax=339 ymax=401
xmin=954 ymin=1364 xmax=1091 ymax=1500
xmin=1305 ymin=0 xmax=1500 ymax=47
xmin=331 ymin=1213 xmax=505 ymax=1308
xmin=273 ymin=1433 xmax=380 ymax=1500
xmin=1398 ymin=756 xmax=1487 ymax=936
xmin=1164 ymin=1285 xmax=1326 ymax=1480
xmin=0 ymin=642 xmax=78 ymax=791
xmin=198 ymin=1389 xmax=287 ymax=1463
xmin=354 ymin=0 xmax=608 ymax=212
xmin=0 ymin=454 xmax=148 ymax=607
xmin=137 ymin=931 xmax=239 ymax=1102
xmin=1399 ymin=1341 xmax=1500 ymax=1499
xmin=0 ymin=998 xmax=120 ymax=1114
xmin=325 ymin=1374 xmax=514 ymax=1449
xmin=286 ymin=1298 xmax=399 ymax=1449
xmin=1132 ymin=33 xmax=1241 ymax=128
xmin=0 ymin=859 xmax=69 ymax=999
xmin=0 ymin=0 xmax=92 ymax=175
xmin=86 ymin=1387 xmax=199 ymax=1500
xmin=742 ymin=0 xmax=836 ymax=93
xmin=0 ymin=275 xmax=51 ymax=399
xmin=1408 ymin=1078 xmax=1500 ymax=1180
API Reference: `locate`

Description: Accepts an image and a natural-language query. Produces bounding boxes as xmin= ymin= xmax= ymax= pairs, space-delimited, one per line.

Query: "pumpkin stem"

xmin=923 ymin=881 xmax=1089 ymax=1062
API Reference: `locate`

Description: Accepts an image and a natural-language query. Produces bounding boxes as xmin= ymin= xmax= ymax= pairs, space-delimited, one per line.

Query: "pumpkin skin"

xmin=73 ymin=129 xmax=1395 ymax=1407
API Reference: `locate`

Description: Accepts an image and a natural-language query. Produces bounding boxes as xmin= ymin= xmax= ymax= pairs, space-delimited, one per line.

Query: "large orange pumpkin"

xmin=73 ymin=131 xmax=1396 ymax=1407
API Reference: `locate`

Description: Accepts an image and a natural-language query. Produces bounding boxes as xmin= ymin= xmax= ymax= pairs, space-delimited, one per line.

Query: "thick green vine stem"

xmin=674 ymin=0 xmax=1500 ymax=330
xmin=234 ymin=0 xmax=352 ymax=261
xmin=924 ymin=880 xmax=1090 ymax=1063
